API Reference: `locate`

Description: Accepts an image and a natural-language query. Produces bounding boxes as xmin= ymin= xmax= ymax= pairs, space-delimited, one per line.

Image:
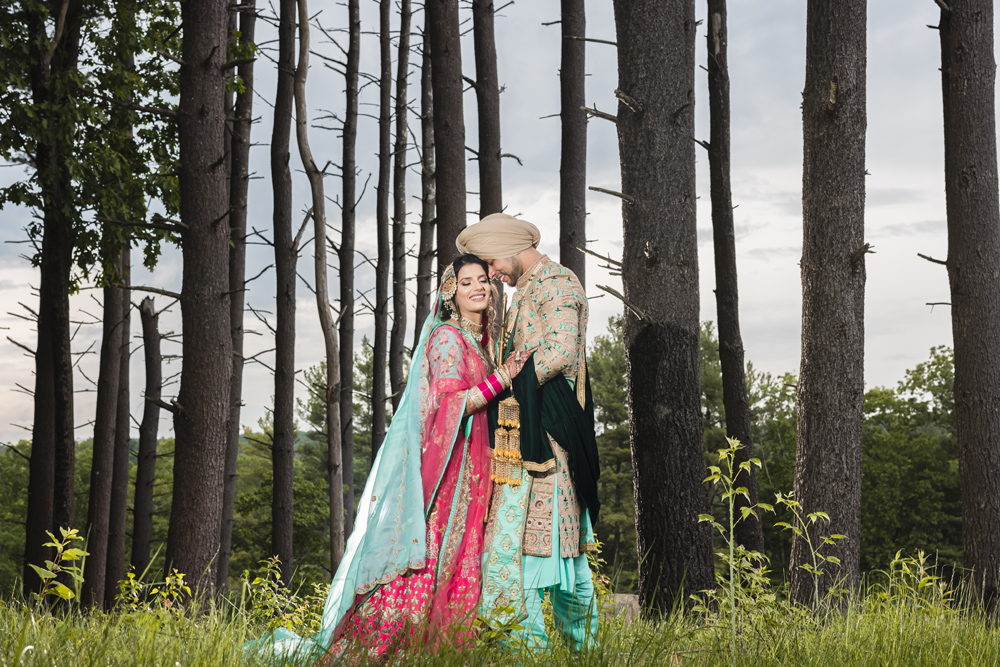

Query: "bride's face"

xmin=454 ymin=263 xmax=490 ymax=319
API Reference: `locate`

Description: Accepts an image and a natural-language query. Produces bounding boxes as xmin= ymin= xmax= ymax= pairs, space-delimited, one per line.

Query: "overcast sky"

xmin=0 ymin=1 xmax=972 ymax=444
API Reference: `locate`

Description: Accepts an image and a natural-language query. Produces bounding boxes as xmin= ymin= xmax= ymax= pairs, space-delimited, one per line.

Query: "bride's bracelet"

xmin=466 ymin=368 xmax=512 ymax=413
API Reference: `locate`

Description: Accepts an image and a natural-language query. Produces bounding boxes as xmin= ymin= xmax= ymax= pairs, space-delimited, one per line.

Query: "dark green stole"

xmin=488 ymin=356 xmax=601 ymax=526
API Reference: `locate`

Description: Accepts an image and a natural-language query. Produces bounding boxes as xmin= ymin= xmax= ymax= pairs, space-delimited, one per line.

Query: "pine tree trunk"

xmin=472 ymin=0 xmax=502 ymax=217
xmin=218 ymin=0 xmax=257 ymax=592
xmin=105 ymin=248 xmax=131 ymax=606
xmin=82 ymin=266 xmax=124 ymax=608
xmin=389 ymin=0 xmax=411 ymax=412
xmin=24 ymin=8 xmax=82 ymax=592
xmin=166 ymin=0 xmax=234 ymax=592
xmin=373 ymin=0 xmax=392 ymax=457
xmin=105 ymin=6 xmax=139 ymax=602
xmin=24 ymin=268 xmax=55 ymax=594
xmin=612 ymin=0 xmax=713 ymax=615
xmin=939 ymin=0 xmax=1000 ymax=611
xmin=339 ymin=0 xmax=360 ymax=538
xmin=789 ymin=0 xmax=867 ymax=605
xmin=45 ymin=16 xmax=82 ymax=548
xmin=131 ymin=297 xmax=161 ymax=577
xmin=428 ymin=0 xmax=466 ymax=277
xmin=271 ymin=0 xmax=296 ymax=589
xmin=294 ymin=0 xmax=345 ymax=572
xmin=413 ymin=26 xmax=436 ymax=349
xmin=559 ymin=0 xmax=587 ymax=285
xmin=706 ymin=0 xmax=763 ymax=557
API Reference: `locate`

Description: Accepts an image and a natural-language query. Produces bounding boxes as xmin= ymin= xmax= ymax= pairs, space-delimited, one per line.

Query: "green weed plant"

xmin=28 ymin=528 xmax=88 ymax=606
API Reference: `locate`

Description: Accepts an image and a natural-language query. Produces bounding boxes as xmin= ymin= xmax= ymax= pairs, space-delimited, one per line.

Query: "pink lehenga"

xmin=250 ymin=270 xmax=505 ymax=665
xmin=331 ymin=323 xmax=495 ymax=657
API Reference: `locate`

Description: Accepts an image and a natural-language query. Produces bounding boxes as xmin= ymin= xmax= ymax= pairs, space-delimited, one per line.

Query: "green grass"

xmin=5 ymin=588 xmax=1000 ymax=667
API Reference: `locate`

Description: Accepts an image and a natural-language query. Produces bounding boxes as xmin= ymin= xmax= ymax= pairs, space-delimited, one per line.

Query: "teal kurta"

xmin=480 ymin=255 xmax=599 ymax=649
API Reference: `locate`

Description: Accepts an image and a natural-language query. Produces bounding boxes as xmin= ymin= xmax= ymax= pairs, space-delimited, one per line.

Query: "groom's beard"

xmin=499 ymin=257 xmax=523 ymax=285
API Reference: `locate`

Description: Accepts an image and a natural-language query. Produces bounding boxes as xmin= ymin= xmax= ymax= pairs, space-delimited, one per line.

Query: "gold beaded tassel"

xmin=492 ymin=396 xmax=523 ymax=487
xmin=506 ymin=426 xmax=522 ymax=486
xmin=492 ymin=427 xmax=509 ymax=484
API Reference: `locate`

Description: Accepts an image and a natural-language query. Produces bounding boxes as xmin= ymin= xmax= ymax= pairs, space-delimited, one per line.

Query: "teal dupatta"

xmin=248 ymin=276 xmax=480 ymax=664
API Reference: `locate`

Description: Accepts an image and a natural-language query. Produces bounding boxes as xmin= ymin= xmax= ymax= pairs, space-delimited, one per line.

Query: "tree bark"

xmin=271 ymin=0 xmax=296 ymax=588
xmin=789 ymin=0 xmax=867 ymax=605
xmin=82 ymin=266 xmax=124 ymax=608
xmin=295 ymin=0 xmax=345 ymax=573
xmin=472 ymin=0 xmax=502 ymax=217
xmin=389 ymin=0 xmax=411 ymax=412
xmin=559 ymin=0 xmax=587 ymax=285
xmin=612 ymin=0 xmax=714 ymax=615
xmin=105 ymin=247 xmax=131 ymax=606
xmin=373 ymin=0 xmax=392 ymax=457
xmin=413 ymin=26 xmax=436 ymax=349
xmin=165 ymin=0 xmax=234 ymax=593
xmin=705 ymin=0 xmax=763 ymax=557
xmin=24 ymin=261 xmax=55 ymax=594
xmin=219 ymin=0 xmax=257 ymax=592
xmin=131 ymin=297 xmax=161 ymax=578
xmin=24 ymin=6 xmax=82 ymax=593
xmin=339 ymin=0 xmax=360 ymax=538
xmin=428 ymin=0 xmax=466 ymax=277
xmin=939 ymin=0 xmax=1000 ymax=611
xmin=47 ymin=16 xmax=80 ymax=546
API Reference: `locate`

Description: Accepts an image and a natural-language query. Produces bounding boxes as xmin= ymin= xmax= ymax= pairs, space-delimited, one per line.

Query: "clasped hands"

xmin=504 ymin=349 xmax=532 ymax=380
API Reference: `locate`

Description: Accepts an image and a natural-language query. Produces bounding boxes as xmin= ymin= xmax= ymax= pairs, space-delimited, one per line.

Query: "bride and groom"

xmin=257 ymin=213 xmax=601 ymax=661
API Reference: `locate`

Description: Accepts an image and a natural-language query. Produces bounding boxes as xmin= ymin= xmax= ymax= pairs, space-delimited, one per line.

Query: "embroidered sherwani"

xmin=481 ymin=255 xmax=598 ymax=648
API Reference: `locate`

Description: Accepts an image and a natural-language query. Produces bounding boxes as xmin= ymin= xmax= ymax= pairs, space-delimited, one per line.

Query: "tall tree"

xmin=339 ymin=0 xmax=360 ymax=537
xmin=413 ymin=26 xmax=436 ymax=349
xmin=82 ymin=258 xmax=125 ymax=608
xmin=705 ymin=0 xmax=762 ymax=556
xmin=1 ymin=0 xmax=180 ymax=594
xmin=612 ymin=0 xmax=713 ymax=614
xmin=559 ymin=0 xmax=587 ymax=285
xmin=132 ymin=296 xmax=161 ymax=577
xmin=105 ymin=248 xmax=131 ymax=605
xmin=295 ymin=0 xmax=345 ymax=572
xmin=428 ymin=0 xmax=466 ymax=276
xmin=271 ymin=0 xmax=296 ymax=589
xmin=219 ymin=0 xmax=258 ymax=591
xmin=165 ymin=0 xmax=234 ymax=591
xmin=13 ymin=4 xmax=86 ymax=593
xmin=472 ymin=0 xmax=502 ymax=217
xmin=938 ymin=0 xmax=1000 ymax=609
xmin=389 ymin=0 xmax=411 ymax=410
xmin=790 ymin=0 xmax=867 ymax=604
xmin=373 ymin=0 xmax=392 ymax=456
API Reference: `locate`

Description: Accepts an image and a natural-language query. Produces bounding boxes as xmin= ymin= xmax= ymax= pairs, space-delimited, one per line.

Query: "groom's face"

xmin=487 ymin=256 xmax=522 ymax=286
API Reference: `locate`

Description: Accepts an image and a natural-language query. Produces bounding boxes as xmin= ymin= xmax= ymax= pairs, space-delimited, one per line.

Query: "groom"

xmin=457 ymin=213 xmax=600 ymax=649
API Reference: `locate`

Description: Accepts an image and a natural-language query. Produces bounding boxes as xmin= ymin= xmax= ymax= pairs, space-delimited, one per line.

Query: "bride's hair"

xmin=451 ymin=253 xmax=489 ymax=277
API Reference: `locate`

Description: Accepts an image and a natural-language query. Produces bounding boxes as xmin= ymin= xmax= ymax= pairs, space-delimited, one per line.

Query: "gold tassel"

xmin=493 ymin=396 xmax=523 ymax=487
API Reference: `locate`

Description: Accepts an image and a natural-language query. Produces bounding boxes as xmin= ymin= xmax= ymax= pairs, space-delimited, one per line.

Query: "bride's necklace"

xmin=452 ymin=314 xmax=482 ymax=337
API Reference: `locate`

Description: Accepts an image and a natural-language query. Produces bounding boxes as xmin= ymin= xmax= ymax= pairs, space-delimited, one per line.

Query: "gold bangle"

xmin=495 ymin=365 xmax=511 ymax=388
xmin=467 ymin=387 xmax=487 ymax=412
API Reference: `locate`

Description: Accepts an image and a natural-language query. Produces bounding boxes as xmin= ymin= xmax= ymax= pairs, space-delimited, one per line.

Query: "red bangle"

xmin=475 ymin=379 xmax=496 ymax=401
xmin=475 ymin=371 xmax=508 ymax=402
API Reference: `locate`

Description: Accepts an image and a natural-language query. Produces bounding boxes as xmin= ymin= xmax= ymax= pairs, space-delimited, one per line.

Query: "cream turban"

xmin=455 ymin=213 xmax=541 ymax=259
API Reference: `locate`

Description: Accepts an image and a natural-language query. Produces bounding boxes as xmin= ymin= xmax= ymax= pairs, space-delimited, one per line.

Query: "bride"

xmin=254 ymin=254 xmax=525 ymax=662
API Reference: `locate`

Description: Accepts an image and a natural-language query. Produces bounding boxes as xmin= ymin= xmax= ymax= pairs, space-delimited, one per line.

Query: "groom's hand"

xmin=504 ymin=349 xmax=533 ymax=379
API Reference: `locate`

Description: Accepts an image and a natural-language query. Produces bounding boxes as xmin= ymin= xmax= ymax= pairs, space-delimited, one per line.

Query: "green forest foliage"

xmin=0 ymin=330 xmax=964 ymax=596
xmin=593 ymin=323 xmax=961 ymax=590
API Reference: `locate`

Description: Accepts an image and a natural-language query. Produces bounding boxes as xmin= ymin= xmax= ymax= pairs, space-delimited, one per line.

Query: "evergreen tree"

xmin=589 ymin=321 xmax=636 ymax=591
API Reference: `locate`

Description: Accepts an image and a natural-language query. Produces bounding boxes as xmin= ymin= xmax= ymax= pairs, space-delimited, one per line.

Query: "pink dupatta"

xmin=330 ymin=323 xmax=493 ymax=658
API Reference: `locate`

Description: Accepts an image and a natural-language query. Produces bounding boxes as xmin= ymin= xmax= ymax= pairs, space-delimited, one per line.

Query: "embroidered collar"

xmin=515 ymin=254 xmax=549 ymax=290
